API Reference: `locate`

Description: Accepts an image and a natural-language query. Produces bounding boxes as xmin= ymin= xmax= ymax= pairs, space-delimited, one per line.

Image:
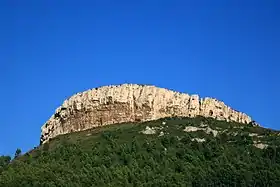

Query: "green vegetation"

xmin=14 ymin=148 xmax=22 ymax=159
xmin=1 ymin=116 xmax=280 ymax=186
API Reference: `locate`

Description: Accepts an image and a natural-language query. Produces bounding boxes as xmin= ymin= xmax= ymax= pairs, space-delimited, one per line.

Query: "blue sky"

xmin=0 ymin=0 xmax=279 ymax=156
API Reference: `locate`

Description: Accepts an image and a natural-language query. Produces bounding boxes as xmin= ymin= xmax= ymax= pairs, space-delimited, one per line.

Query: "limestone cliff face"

xmin=40 ymin=84 xmax=252 ymax=144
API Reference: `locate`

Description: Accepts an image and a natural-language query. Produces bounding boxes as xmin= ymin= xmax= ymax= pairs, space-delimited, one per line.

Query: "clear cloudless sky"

xmin=0 ymin=0 xmax=279 ymax=156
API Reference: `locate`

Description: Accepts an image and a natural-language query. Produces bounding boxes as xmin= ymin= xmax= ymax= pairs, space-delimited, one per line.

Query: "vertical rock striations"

xmin=40 ymin=84 xmax=252 ymax=144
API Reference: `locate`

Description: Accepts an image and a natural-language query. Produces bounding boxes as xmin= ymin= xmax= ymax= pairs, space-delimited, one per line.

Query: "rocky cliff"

xmin=40 ymin=84 xmax=252 ymax=144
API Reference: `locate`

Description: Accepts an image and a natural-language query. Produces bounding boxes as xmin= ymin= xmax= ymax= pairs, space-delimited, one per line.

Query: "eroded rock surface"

xmin=41 ymin=84 xmax=252 ymax=144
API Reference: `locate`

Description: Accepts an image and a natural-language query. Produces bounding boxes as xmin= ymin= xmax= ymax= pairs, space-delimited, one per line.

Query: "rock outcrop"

xmin=40 ymin=84 xmax=252 ymax=144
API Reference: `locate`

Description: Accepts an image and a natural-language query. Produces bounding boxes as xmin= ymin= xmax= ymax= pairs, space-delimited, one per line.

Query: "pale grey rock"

xmin=40 ymin=84 xmax=253 ymax=144
xmin=249 ymin=133 xmax=258 ymax=137
xmin=191 ymin=138 xmax=206 ymax=142
xmin=183 ymin=126 xmax=218 ymax=137
xmin=254 ymin=143 xmax=268 ymax=149
xmin=159 ymin=131 xmax=164 ymax=137
xmin=183 ymin=126 xmax=201 ymax=132
xmin=141 ymin=126 xmax=156 ymax=135
xmin=205 ymin=127 xmax=218 ymax=137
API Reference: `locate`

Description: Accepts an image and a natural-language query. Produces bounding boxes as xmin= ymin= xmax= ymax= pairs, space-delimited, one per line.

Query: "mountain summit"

xmin=41 ymin=84 xmax=253 ymax=144
xmin=2 ymin=85 xmax=279 ymax=186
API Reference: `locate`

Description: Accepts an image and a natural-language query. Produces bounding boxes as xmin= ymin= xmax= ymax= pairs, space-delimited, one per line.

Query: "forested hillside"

xmin=1 ymin=117 xmax=280 ymax=187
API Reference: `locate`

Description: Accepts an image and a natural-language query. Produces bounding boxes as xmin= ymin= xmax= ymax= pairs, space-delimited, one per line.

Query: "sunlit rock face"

xmin=40 ymin=84 xmax=252 ymax=144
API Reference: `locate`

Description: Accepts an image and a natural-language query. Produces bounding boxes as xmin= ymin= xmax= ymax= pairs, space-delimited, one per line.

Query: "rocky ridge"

xmin=40 ymin=84 xmax=253 ymax=144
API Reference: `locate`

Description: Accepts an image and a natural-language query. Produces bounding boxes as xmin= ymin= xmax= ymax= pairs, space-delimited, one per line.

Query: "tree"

xmin=0 ymin=155 xmax=11 ymax=172
xmin=14 ymin=148 xmax=22 ymax=158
